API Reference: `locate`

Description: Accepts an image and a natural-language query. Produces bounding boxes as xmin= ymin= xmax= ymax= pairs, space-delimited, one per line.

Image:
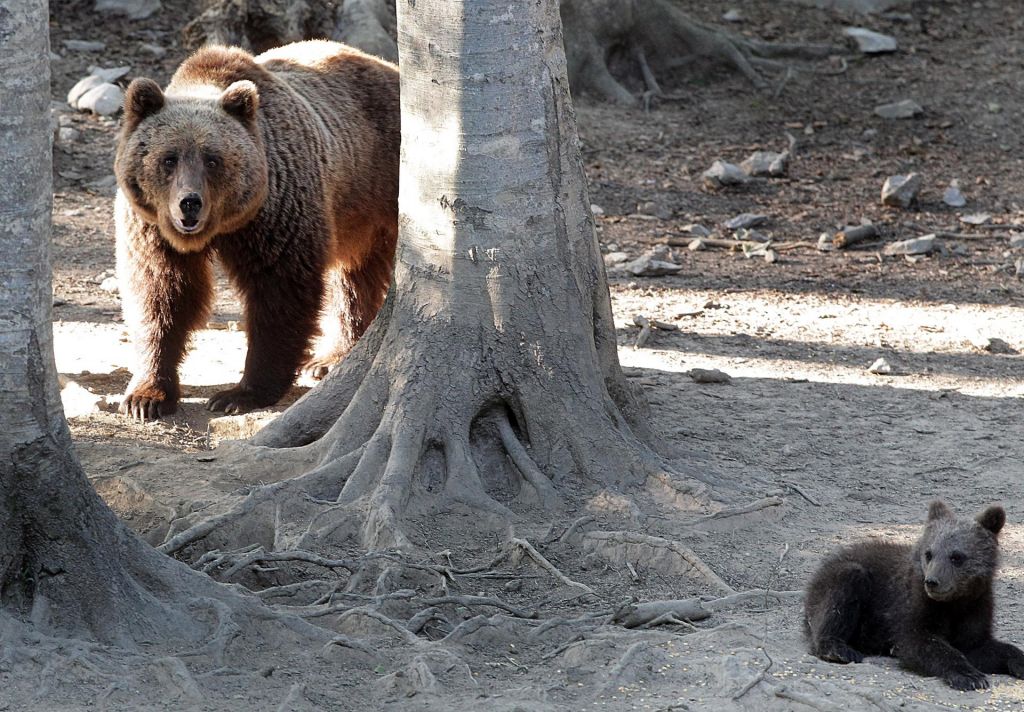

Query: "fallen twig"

xmin=511 ymin=537 xmax=596 ymax=596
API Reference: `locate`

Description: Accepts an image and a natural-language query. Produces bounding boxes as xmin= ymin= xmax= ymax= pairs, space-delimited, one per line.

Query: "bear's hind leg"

xmin=302 ymin=267 xmax=355 ymax=380
xmin=805 ymin=561 xmax=871 ymax=664
xmin=967 ymin=639 xmax=1024 ymax=677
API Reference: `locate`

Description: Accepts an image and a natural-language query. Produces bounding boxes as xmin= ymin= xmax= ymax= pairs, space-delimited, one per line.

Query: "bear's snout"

xmin=179 ymin=193 xmax=203 ymax=228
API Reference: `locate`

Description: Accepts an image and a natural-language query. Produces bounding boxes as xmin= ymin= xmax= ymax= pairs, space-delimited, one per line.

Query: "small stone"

xmin=817 ymin=233 xmax=834 ymax=252
xmin=740 ymin=150 xmax=788 ymax=177
xmin=988 ymin=102 xmax=1003 ymax=114
xmin=874 ymin=99 xmax=923 ymax=119
xmin=880 ymin=172 xmax=922 ymax=208
xmin=883 ymin=235 xmax=936 ymax=256
xmin=624 ymin=254 xmax=683 ymax=277
xmin=60 ymin=380 xmax=102 ymax=418
xmin=974 ymin=337 xmax=1017 ymax=355
xmin=67 ymin=75 xmax=106 ymax=108
xmin=680 ymin=223 xmax=711 ymax=237
xmin=63 ymin=39 xmax=107 ymax=52
xmin=1009 ymin=233 xmax=1024 ymax=249
xmin=942 ymin=181 xmax=966 ymax=208
xmin=723 ymin=213 xmax=768 ymax=230
xmin=87 ymin=65 xmax=131 ymax=82
xmin=139 ymin=42 xmax=167 ymax=58
xmin=868 ymin=358 xmax=892 ymax=375
xmin=208 ymin=413 xmax=276 ymax=441
xmin=590 ymin=204 xmax=605 ymax=216
xmin=702 ymin=160 xmax=749 ymax=187
xmin=688 ymin=238 xmax=706 ymax=252
xmin=960 ymin=213 xmax=991 ymax=226
xmin=95 ymin=0 xmax=161 ymax=20
xmin=603 ymin=251 xmax=630 ymax=266
xmin=503 ymin=579 xmax=523 ymax=593
xmin=57 ymin=127 xmax=81 ymax=145
xmin=722 ymin=9 xmax=743 ymax=22
xmin=843 ymin=27 xmax=899 ymax=54
xmin=77 ymin=83 xmax=123 ymax=116
xmin=763 ymin=248 xmax=778 ymax=264
xmin=687 ymin=368 xmax=732 ymax=384
xmin=100 ymin=276 xmax=119 ymax=293
xmin=637 ymin=201 xmax=672 ymax=220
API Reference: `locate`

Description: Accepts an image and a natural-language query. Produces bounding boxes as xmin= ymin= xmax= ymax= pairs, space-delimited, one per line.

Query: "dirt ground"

xmin=37 ymin=0 xmax=1024 ymax=709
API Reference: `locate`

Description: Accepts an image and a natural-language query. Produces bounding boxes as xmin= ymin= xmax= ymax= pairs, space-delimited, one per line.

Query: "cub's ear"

xmin=976 ymin=505 xmax=1006 ymax=535
xmin=123 ymin=78 xmax=165 ymax=132
xmin=927 ymin=500 xmax=953 ymax=522
xmin=220 ymin=80 xmax=259 ymax=127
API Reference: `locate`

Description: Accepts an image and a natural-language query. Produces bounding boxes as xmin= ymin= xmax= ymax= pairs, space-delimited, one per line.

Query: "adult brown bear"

xmin=114 ymin=40 xmax=399 ymax=419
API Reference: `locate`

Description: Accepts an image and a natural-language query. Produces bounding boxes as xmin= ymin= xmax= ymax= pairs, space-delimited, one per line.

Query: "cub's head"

xmin=916 ymin=500 xmax=1004 ymax=602
xmin=114 ymin=77 xmax=269 ymax=253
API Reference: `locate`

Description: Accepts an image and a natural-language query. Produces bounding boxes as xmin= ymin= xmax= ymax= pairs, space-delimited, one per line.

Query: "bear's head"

xmin=915 ymin=500 xmax=1004 ymax=602
xmin=114 ymin=77 xmax=269 ymax=253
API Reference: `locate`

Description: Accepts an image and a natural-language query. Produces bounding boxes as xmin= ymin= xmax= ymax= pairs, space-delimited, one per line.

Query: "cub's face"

xmin=917 ymin=501 xmax=1004 ymax=602
xmin=115 ymin=78 xmax=269 ymax=253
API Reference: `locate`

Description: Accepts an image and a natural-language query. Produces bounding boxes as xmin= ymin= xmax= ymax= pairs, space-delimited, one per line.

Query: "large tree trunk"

xmin=164 ymin=0 xmax=706 ymax=559
xmin=0 ymin=0 xmax=291 ymax=655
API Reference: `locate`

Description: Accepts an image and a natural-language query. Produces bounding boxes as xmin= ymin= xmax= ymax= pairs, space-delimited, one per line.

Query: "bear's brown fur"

xmin=805 ymin=501 xmax=1024 ymax=690
xmin=114 ymin=40 xmax=399 ymax=419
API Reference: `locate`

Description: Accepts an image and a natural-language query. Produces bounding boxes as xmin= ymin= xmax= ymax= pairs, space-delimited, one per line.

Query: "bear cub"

xmin=114 ymin=41 xmax=399 ymax=420
xmin=805 ymin=501 xmax=1024 ymax=690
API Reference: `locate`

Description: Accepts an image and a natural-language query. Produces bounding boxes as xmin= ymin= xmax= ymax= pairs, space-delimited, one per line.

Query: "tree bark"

xmin=0 ymin=0 xmax=274 ymax=650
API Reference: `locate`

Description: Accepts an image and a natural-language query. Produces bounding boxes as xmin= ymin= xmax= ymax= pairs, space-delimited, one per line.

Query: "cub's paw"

xmin=207 ymin=386 xmax=276 ymax=415
xmin=1006 ymin=655 xmax=1024 ymax=679
xmin=815 ymin=640 xmax=863 ymax=664
xmin=944 ymin=668 xmax=989 ymax=691
xmin=120 ymin=384 xmax=177 ymax=421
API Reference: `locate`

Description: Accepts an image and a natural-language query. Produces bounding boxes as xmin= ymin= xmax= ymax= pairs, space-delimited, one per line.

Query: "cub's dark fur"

xmin=804 ymin=501 xmax=1024 ymax=690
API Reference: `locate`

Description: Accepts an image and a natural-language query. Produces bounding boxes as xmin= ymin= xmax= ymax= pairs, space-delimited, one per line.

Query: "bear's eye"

xmin=924 ymin=550 xmax=933 ymax=562
xmin=162 ymin=154 xmax=178 ymax=169
xmin=204 ymin=156 xmax=220 ymax=170
xmin=949 ymin=552 xmax=966 ymax=567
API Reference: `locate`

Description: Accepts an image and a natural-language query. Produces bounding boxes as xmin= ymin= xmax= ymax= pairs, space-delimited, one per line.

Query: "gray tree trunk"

xmin=0 ymin=0 xmax=257 ymax=649
xmin=166 ymin=0 xmax=684 ymax=558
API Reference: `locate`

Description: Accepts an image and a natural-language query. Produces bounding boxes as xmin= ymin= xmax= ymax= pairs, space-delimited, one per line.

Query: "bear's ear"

xmin=220 ymin=80 xmax=259 ymax=127
xmin=927 ymin=500 xmax=953 ymax=522
xmin=123 ymin=78 xmax=164 ymax=132
xmin=976 ymin=506 xmax=1006 ymax=535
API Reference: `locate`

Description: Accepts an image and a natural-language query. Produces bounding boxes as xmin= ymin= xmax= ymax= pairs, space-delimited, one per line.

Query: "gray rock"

xmin=57 ymin=127 xmax=81 ymax=145
xmin=817 ymin=232 xmax=834 ymax=252
xmin=702 ymin=160 xmax=749 ymax=187
xmin=723 ymin=213 xmax=768 ymax=230
xmin=942 ymin=181 xmax=966 ymax=208
xmin=624 ymin=254 xmax=683 ymax=277
xmin=741 ymin=150 xmax=788 ymax=177
xmin=88 ymin=65 xmax=131 ymax=82
xmin=636 ymin=201 xmax=672 ymax=220
xmin=880 ymin=173 xmax=922 ymax=208
xmin=680 ymin=223 xmax=712 ymax=238
xmin=722 ymin=9 xmax=743 ymax=22
xmin=960 ymin=213 xmax=991 ymax=226
xmin=974 ymin=337 xmax=1017 ymax=355
xmin=63 ymin=39 xmax=106 ymax=52
xmin=603 ymin=251 xmax=630 ymax=266
xmin=843 ymin=27 xmax=898 ymax=53
xmin=867 ymin=357 xmax=892 ymax=375
xmin=874 ymin=99 xmax=923 ymax=119
xmin=67 ymin=75 xmax=106 ymax=108
xmin=688 ymin=238 xmax=706 ymax=252
xmin=95 ymin=0 xmax=161 ymax=20
xmin=100 ymin=276 xmax=120 ymax=293
xmin=139 ymin=42 xmax=167 ymax=58
xmin=1009 ymin=233 xmax=1024 ymax=249
xmin=77 ymin=83 xmax=123 ymax=116
xmin=883 ymin=234 xmax=936 ymax=256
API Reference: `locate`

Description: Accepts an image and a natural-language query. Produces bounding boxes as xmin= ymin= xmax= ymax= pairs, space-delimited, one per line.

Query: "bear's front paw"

xmin=121 ymin=384 xmax=178 ymax=421
xmin=944 ymin=668 xmax=989 ymax=691
xmin=207 ymin=386 xmax=276 ymax=415
xmin=815 ymin=640 xmax=864 ymax=664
